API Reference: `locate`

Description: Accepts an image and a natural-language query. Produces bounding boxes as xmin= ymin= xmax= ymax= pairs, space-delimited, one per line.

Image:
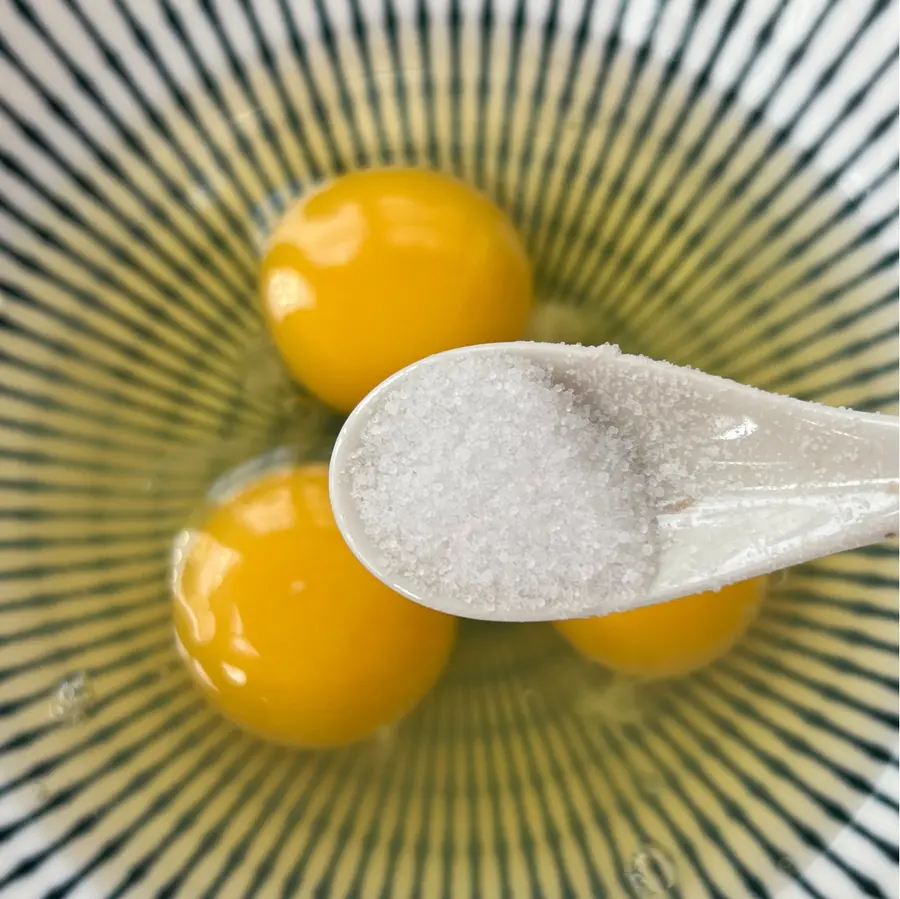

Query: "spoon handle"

xmin=819 ymin=408 xmax=899 ymax=543
xmin=650 ymin=408 xmax=898 ymax=604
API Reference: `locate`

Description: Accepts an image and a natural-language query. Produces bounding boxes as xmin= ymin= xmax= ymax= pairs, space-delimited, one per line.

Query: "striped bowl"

xmin=1 ymin=0 xmax=897 ymax=896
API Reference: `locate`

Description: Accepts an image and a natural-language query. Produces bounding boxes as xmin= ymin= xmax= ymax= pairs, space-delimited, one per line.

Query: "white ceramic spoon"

xmin=329 ymin=342 xmax=899 ymax=621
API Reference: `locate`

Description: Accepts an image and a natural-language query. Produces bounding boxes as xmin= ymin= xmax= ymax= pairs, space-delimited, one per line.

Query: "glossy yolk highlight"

xmin=260 ymin=168 xmax=533 ymax=412
xmin=173 ymin=465 xmax=458 ymax=747
xmin=553 ymin=579 xmax=765 ymax=679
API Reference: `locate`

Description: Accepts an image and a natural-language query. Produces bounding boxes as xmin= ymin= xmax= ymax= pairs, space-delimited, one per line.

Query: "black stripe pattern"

xmin=0 ymin=0 xmax=896 ymax=896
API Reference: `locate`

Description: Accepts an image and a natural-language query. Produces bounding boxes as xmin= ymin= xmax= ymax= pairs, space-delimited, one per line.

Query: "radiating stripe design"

xmin=0 ymin=0 xmax=897 ymax=896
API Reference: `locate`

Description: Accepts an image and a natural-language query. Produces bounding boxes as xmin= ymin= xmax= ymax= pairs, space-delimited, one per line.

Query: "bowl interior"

xmin=0 ymin=1 xmax=897 ymax=897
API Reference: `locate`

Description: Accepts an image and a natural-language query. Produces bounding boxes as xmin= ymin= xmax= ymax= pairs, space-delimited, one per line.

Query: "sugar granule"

xmin=344 ymin=353 xmax=659 ymax=617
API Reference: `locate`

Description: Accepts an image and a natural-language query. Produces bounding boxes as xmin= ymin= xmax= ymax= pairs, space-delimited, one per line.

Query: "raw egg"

xmin=260 ymin=168 xmax=533 ymax=412
xmin=173 ymin=464 xmax=457 ymax=747
xmin=553 ymin=579 xmax=765 ymax=679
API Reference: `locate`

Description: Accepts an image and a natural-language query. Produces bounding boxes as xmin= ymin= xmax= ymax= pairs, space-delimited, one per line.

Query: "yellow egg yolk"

xmin=260 ymin=168 xmax=533 ymax=412
xmin=173 ymin=465 xmax=458 ymax=747
xmin=553 ymin=579 xmax=765 ymax=679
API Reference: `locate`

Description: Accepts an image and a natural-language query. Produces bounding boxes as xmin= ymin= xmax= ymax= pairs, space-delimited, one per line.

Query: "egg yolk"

xmin=173 ymin=465 xmax=458 ymax=747
xmin=260 ymin=168 xmax=533 ymax=412
xmin=553 ymin=579 xmax=765 ymax=679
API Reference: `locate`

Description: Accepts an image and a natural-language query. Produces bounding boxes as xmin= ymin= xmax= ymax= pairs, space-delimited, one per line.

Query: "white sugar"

xmin=344 ymin=352 xmax=659 ymax=618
